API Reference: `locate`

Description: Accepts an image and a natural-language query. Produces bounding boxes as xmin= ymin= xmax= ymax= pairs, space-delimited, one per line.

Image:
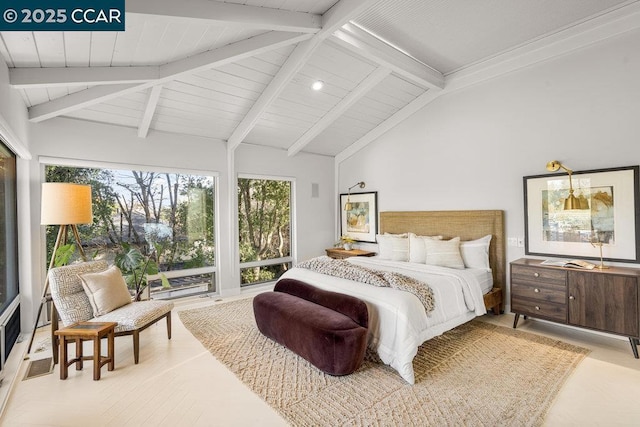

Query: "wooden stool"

xmin=54 ymin=322 xmax=117 ymax=381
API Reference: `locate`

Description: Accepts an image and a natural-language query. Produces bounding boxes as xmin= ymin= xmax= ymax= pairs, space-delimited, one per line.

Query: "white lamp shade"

xmin=41 ymin=183 xmax=93 ymax=225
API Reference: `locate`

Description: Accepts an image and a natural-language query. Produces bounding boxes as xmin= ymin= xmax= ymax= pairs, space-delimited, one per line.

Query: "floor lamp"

xmin=26 ymin=183 xmax=93 ymax=356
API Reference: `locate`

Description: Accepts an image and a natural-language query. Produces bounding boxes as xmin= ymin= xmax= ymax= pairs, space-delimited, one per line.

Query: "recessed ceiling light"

xmin=311 ymin=80 xmax=324 ymax=91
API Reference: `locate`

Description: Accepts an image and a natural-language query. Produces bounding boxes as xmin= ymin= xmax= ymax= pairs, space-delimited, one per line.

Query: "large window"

xmin=0 ymin=140 xmax=18 ymax=315
xmin=238 ymin=176 xmax=293 ymax=287
xmin=45 ymin=163 xmax=216 ymax=299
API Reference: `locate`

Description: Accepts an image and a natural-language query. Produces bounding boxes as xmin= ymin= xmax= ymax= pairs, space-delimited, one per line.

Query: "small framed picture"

xmin=339 ymin=191 xmax=378 ymax=243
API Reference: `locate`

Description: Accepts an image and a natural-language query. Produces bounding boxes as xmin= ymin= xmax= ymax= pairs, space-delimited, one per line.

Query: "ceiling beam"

xmin=335 ymin=89 xmax=440 ymax=164
xmin=10 ymin=66 xmax=158 ymax=89
xmin=331 ymin=23 xmax=444 ymax=90
xmin=226 ymin=37 xmax=322 ymax=150
xmin=336 ymin=3 xmax=640 ymax=164
xmin=444 ymin=1 xmax=640 ymax=93
xmin=320 ymin=0 xmax=381 ymax=38
xmin=138 ymin=85 xmax=163 ymax=138
xmin=126 ymin=0 xmax=322 ymax=33
xmin=226 ymin=0 xmax=382 ymax=151
xmin=28 ymin=31 xmax=311 ymax=122
xmin=18 ymin=31 xmax=309 ymax=90
xmin=158 ymin=31 xmax=311 ymax=79
xmin=29 ymin=84 xmax=140 ymax=123
xmin=288 ymin=67 xmax=391 ymax=157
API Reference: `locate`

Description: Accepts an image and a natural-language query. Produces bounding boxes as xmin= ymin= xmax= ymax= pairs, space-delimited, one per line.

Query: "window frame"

xmin=0 ymin=139 xmax=19 ymax=316
xmin=40 ymin=156 xmax=220 ymax=297
xmin=237 ymin=173 xmax=296 ymax=287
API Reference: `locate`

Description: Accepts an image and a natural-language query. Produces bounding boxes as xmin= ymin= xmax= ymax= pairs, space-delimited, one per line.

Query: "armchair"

xmin=48 ymin=260 xmax=173 ymax=364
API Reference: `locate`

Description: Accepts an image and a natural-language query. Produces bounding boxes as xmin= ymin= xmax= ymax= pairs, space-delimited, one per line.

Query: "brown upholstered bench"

xmin=253 ymin=278 xmax=368 ymax=376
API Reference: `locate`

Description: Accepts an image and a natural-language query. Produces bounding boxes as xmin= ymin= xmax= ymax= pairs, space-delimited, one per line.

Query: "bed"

xmin=278 ymin=210 xmax=505 ymax=384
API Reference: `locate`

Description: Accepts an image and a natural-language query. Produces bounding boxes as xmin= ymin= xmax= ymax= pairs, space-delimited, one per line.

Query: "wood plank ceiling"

xmin=1 ymin=0 xmax=639 ymax=158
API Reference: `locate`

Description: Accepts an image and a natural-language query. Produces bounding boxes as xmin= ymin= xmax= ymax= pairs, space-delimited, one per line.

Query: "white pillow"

xmin=408 ymin=233 xmax=443 ymax=263
xmin=79 ymin=265 xmax=132 ymax=317
xmin=460 ymin=235 xmax=492 ymax=271
xmin=377 ymin=234 xmax=409 ymax=261
xmin=424 ymin=237 xmax=465 ymax=269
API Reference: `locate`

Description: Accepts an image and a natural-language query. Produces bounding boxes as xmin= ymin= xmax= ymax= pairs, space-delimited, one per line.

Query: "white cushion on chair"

xmin=79 ymin=265 xmax=132 ymax=317
xmin=92 ymin=300 xmax=174 ymax=332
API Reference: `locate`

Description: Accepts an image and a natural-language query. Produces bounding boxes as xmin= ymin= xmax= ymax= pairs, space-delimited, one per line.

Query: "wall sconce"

xmin=546 ymin=160 xmax=589 ymax=210
xmin=344 ymin=181 xmax=365 ymax=211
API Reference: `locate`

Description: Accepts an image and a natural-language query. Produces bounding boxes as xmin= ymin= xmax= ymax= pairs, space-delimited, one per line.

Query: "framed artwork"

xmin=340 ymin=191 xmax=378 ymax=243
xmin=524 ymin=165 xmax=640 ymax=262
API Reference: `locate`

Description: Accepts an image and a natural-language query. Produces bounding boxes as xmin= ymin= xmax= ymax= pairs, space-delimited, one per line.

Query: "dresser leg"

xmin=630 ymin=338 xmax=639 ymax=359
xmin=512 ymin=313 xmax=520 ymax=329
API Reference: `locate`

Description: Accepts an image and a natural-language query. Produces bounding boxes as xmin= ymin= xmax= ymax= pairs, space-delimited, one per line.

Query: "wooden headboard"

xmin=380 ymin=210 xmax=506 ymax=294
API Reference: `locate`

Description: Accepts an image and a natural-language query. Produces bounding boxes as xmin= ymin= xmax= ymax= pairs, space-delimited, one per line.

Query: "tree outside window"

xmin=46 ymin=165 xmax=216 ymax=298
xmin=238 ymin=177 xmax=292 ymax=286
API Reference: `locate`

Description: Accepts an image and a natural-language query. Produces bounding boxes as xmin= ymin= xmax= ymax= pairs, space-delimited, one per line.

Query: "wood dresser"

xmin=510 ymin=258 xmax=640 ymax=358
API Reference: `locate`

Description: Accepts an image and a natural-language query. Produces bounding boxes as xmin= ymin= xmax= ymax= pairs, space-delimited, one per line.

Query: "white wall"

xmin=0 ymin=60 xmax=29 ymax=157
xmin=23 ymin=118 xmax=334 ymax=329
xmin=339 ymin=29 xmax=640 ymax=297
xmin=236 ymin=143 xmax=335 ymax=262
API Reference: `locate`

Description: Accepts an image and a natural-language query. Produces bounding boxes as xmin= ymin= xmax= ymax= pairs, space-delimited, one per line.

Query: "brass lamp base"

xmin=591 ymin=241 xmax=608 ymax=270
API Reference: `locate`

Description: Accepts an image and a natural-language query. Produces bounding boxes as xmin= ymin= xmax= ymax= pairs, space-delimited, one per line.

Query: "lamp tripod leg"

xmin=70 ymin=224 xmax=87 ymax=262
xmin=25 ymin=225 xmax=84 ymax=356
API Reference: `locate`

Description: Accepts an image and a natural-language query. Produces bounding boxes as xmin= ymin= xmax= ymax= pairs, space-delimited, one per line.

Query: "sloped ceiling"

xmin=1 ymin=0 xmax=639 ymax=159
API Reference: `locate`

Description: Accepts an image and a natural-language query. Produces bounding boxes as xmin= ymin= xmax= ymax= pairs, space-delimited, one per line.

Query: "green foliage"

xmin=114 ymin=243 xmax=159 ymax=300
xmin=237 ymin=178 xmax=291 ymax=285
xmin=160 ymin=273 xmax=171 ymax=289
xmin=176 ymin=178 xmax=215 ymax=268
xmin=183 ymin=239 xmax=214 ymax=269
xmin=45 ymin=166 xmax=117 ymax=267
xmin=43 ymin=165 xmax=292 ymax=292
xmin=241 ymin=267 xmax=275 ymax=284
xmin=53 ymin=243 xmax=76 ymax=267
xmin=45 ymin=165 xmax=216 ymax=297
xmin=114 ymin=243 xmax=144 ymax=278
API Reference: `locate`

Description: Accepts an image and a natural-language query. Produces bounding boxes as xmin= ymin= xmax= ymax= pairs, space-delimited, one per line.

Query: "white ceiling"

xmin=1 ymin=0 xmax=639 ymax=158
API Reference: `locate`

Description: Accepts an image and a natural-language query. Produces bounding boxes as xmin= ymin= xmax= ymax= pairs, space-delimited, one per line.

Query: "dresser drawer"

xmin=512 ymin=297 xmax=567 ymax=323
xmin=511 ymin=264 xmax=566 ymax=286
xmin=511 ymin=282 xmax=566 ymax=304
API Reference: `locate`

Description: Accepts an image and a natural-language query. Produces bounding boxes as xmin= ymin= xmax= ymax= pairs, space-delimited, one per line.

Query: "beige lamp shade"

xmin=41 ymin=183 xmax=93 ymax=225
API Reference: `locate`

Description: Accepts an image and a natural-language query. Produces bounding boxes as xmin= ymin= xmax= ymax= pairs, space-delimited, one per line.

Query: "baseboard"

xmin=0 ymin=335 xmax=27 ymax=418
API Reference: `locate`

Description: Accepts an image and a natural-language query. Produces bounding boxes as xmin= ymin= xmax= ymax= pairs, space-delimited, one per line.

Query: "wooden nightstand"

xmin=325 ymin=248 xmax=376 ymax=259
xmin=483 ymin=287 xmax=503 ymax=315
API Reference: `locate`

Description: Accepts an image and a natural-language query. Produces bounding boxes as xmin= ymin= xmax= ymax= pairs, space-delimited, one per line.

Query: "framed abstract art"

xmin=340 ymin=191 xmax=378 ymax=243
xmin=524 ymin=165 xmax=640 ymax=262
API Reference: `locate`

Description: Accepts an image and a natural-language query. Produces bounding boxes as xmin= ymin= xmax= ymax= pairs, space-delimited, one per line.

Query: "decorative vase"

xmin=343 ymin=243 xmax=353 ymax=251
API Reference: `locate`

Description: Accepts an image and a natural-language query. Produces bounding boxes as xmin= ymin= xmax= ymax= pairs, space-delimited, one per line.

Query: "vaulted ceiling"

xmin=2 ymin=0 xmax=639 ymax=160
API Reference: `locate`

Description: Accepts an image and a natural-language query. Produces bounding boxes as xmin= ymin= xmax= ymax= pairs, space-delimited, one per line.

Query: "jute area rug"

xmin=179 ymin=298 xmax=589 ymax=427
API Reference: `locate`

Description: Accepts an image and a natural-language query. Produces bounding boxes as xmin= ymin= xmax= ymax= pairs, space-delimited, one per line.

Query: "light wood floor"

xmin=2 ymin=295 xmax=640 ymax=426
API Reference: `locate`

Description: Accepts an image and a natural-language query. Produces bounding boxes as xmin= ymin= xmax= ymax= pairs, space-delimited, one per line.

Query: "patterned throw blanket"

xmin=296 ymin=257 xmax=435 ymax=314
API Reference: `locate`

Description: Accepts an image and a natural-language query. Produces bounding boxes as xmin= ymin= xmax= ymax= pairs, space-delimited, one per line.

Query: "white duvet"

xmin=279 ymin=256 xmax=488 ymax=384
